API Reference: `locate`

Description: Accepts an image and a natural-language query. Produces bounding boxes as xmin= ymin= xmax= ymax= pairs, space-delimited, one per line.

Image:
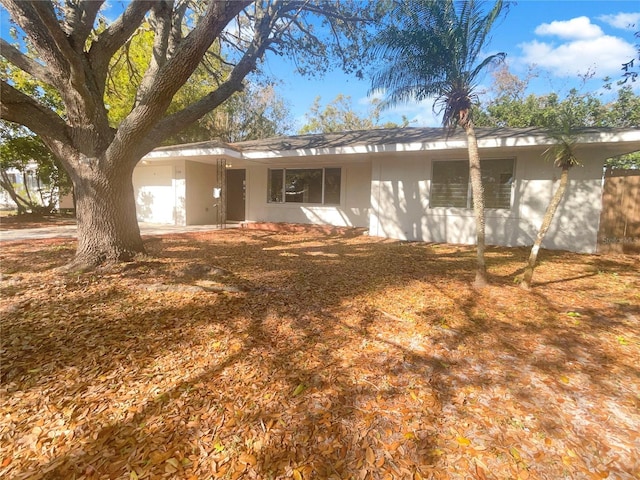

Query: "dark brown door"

xmin=226 ymin=169 xmax=246 ymax=221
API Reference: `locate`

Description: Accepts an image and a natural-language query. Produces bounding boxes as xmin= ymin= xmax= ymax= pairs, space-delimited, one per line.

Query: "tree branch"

xmin=0 ymin=80 xmax=70 ymax=144
xmin=108 ymin=0 xmax=251 ymax=161
xmin=280 ymin=1 xmax=370 ymax=23
xmin=0 ymin=38 xmax=54 ymax=85
xmin=62 ymin=0 xmax=105 ymax=50
xmin=29 ymin=1 xmax=86 ymax=77
xmin=135 ymin=0 xmax=173 ymax=107
xmin=141 ymin=3 xmax=276 ymax=152
xmin=1 ymin=0 xmax=70 ymax=74
xmin=88 ymin=0 xmax=155 ymax=96
xmin=2 ymin=1 xmax=105 ymax=125
xmin=167 ymin=0 xmax=188 ymax=59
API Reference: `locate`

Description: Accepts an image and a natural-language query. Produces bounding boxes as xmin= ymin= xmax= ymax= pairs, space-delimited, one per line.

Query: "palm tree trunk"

xmin=521 ymin=165 xmax=570 ymax=290
xmin=465 ymin=122 xmax=487 ymax=287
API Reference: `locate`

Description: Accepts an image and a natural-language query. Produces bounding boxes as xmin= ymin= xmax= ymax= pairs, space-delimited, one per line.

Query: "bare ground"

xmin=1 ymin=229 xmax=639 ymax=479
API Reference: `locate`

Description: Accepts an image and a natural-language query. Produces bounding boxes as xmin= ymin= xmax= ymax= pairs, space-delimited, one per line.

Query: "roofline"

xmin=143 ymin=127 xmax=640 ymax=162
xmin=145 ymin=145 xmax=243 ymax=160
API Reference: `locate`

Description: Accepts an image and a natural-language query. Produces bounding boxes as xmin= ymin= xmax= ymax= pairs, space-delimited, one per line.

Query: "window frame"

xmin=267 ymin=167 xmax=342 ymax=206
xmin=429 ymin=158 xmax=515 ymax=210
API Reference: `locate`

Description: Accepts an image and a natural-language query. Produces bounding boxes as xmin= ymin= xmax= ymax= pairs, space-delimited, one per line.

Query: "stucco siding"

xmin=133 ymin=162 xmax=184 ymax=225
xmin=516 ymin=148 xmax=604 ymax=253
xmin=245 ymin=162 xmax=371 ymax=228
xmin=370 ymin=149 xmax=605 ymax=253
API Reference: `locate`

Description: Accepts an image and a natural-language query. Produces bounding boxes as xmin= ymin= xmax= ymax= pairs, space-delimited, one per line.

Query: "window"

xmin=268 ymin=168 xmax=341 ymax=205
xmin=430 ymin=159 xmax=514 ymax=209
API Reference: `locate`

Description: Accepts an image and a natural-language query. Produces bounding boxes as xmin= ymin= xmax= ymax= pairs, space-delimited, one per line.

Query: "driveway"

xmin=0 ymin=223 xmax=232 ymax=242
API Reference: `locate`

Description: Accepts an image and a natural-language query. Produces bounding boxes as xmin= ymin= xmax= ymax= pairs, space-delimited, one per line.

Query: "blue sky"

xmin=259 ymin=1 xmax=640 ymax=130
xmin=1 ymin=1 xmax=638 ymax=131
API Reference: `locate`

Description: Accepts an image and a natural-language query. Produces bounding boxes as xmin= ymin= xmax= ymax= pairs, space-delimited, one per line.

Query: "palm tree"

xmin=520 ymin=115 xmax=580 ymax=290
xmin=370 ymin=0 xmax=508 ymax=287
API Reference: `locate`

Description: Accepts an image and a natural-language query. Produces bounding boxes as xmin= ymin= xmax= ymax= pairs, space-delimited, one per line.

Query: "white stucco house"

xmin=137 ymin=127 xmax=640 ymax=253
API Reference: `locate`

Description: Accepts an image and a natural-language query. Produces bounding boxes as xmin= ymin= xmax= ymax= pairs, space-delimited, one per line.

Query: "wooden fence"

xmin=598 ymin=169 xmax=640 ymax=254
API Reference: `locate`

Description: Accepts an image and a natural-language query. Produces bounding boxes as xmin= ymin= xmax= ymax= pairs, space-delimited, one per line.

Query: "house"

xmin=138 ymin=127 xmax=640 ymax=253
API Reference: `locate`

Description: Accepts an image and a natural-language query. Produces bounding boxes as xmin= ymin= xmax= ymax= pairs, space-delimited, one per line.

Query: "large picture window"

xmin=430 ymin=159 xmax=514 ymax=209
xmin=268 ymin=168 xmax=341 ymax=205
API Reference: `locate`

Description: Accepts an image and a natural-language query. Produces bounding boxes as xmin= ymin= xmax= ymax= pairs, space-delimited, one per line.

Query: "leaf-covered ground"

xmin=1 ymin=229 xmax=639 ymax=480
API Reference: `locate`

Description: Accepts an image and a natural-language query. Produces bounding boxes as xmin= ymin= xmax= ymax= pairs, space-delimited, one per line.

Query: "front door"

xmin=226 ymin=169 xmax=246 ymax=221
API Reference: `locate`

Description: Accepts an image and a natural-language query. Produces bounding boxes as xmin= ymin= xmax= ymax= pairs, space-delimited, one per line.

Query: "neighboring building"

xmin=0 ymin=167 xmax=39 ymax=210
xmin=0 ymin=165 xmax=72 ymax=212
xmin=139 ymin=127 xmax=640 ymax=253
xmin=0 ymin=170 xmax=20 ymax=209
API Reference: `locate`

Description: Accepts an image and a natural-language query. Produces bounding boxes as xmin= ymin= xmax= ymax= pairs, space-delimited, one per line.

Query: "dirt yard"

xmin=1 ymin=229 xmax=638 ymax=479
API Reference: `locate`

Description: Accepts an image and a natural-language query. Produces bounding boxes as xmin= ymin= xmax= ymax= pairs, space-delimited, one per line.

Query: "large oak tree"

xmin=0 ymin=0 xmax=373 ymax=269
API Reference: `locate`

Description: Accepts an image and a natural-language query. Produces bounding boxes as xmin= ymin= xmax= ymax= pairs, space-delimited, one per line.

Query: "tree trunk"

xmin=521 ymin=165 xmax=570 ymax=290
xmin=465 ymin=122 xmax=487 ymax=288
xmin=0 ymin=171 xmax=29 ymax=214
xmin=68 ymin=161 xmax=144 ymax=270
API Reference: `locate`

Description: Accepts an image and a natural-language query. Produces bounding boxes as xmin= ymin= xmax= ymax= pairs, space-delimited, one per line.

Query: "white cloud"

xmin=534 ymin=16 xmax=603 ymax=40
xmin=408 ymin=110 xmax=443 ymax=128
xmin=519 ymin=16 xmax=636 ymax=78
xmin=385 ymin=97 xmax=442 ymax=127
xmin=358 ymin=90 xmax=384 ymax=106
xmin=355 ymin=90 xmax=441 ymax=127
xmin=598 ymin=12 xmax=640 ymax=30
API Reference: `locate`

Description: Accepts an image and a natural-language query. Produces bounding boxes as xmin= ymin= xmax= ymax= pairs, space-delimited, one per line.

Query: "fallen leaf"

xmin=2 ymin=230 xmax=639 ymax=480
xmin=239 ymin=453 xmax=257 ymax=466
xmin=475 ymin=463 xmax=487 ymax=480
xmin=365 ymin=446 xmax=375 ymax=465
xmin=292 ymin=383 xmax=307 ymax=396
xmin=510 ymin=447 xmax=521 ymax=461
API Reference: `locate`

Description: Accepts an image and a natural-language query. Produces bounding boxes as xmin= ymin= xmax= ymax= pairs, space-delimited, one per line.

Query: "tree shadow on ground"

xmin=1 ymin=230 xmax=639 ymax=479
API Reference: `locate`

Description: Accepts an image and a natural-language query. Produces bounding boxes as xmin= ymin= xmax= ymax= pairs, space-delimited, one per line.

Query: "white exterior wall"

xmin=185 ymin=160 xmax=219 ymax=225
xmin=245 ymin=160 xmax=371 ymax=228
xmin=133 ymin=160 xmax=186 ymax=225
xmin=516 ymin=147 xmax=605 ymax=252
xmin=370 ymin=148 xmax=605 ymax=253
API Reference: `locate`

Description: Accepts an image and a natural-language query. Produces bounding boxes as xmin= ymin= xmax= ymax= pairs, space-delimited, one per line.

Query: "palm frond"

xmin=369 ymin=0 xmax=507 ymax=129
xmin=541 ymin=103 xmax=584 ymax=168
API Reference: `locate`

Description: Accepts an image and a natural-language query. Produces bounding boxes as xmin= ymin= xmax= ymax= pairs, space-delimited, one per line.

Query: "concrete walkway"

xmin=0 ymin=223 xmax=232 ymax=242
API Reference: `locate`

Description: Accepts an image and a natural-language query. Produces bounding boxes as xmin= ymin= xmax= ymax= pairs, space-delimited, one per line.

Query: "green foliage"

xmin=168 ymin=83 xmax=293 ymax=144
xmin=605 ymin=153 xmax=640 ymax=170
xmin=370 ymin=0 xmax=508 ymax=130
xmin=0 ymin=122 xmax=72 ymax=213
xmin=475 ymin=66 xmax=640 ymax=169
xmin=104 ymin=25 xmax=155 ymax=126
xmin=299 ymin=94 xmax=408 ymax=134
xmin=477 ymin=89 xmax=609 ymax=129
xmin=478 ymin=65 xmax=640 ymax=130
xmin=1 ymin=29 xmax=70 ymax=213
xmin=1 ymin=34 xmax=70 ymax=212
xmin=605 ymin=87 xmax=640 ymax=127
xmin=104 ymin=21 xmax=292 ymax=144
